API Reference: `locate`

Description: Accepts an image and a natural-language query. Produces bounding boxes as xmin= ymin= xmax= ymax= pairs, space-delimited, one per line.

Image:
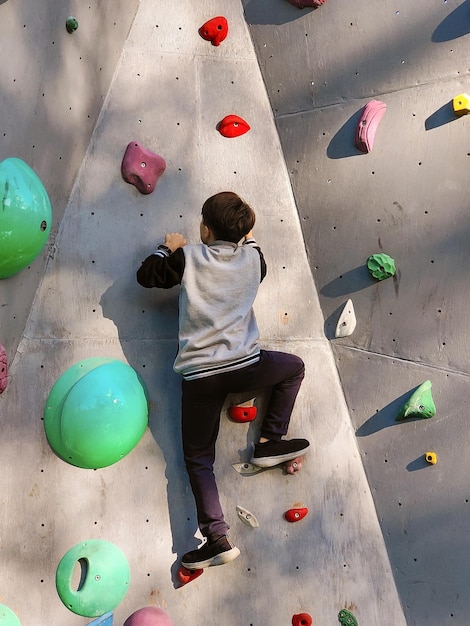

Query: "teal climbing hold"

xmin=0 ymin=604 xmax=21 ymax=626
xmin=338 ymin=609 xmax=358 ymax=625
xmin=56 ymin=540 xmax=130 ymax=617
xmin=366 ymin=253 xmax=396 ymax=280
xmin=66 ymin=16 xmax=79 ymax=33
xmin=396 ymin=380 xmax=436 ymax=421
xmin=0 ymin=158 xmax=52 ymax=279
xmin=44 ymin=357 xmax=148 ymax=469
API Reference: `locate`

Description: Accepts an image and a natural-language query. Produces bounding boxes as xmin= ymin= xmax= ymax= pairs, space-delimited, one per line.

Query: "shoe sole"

xmin=249 ymin=444 xmax=310 ymax=468
xmin=182 ymin=546 xmax=241 ymax=570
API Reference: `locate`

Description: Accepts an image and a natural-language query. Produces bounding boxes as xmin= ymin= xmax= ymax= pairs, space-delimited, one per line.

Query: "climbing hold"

xmin=453 ymin=93 xmax=470 ymax=117
xmin=292 ymin=613 xmax=313 ymax=626
xmin=0 ymin=344 xmax=7 ymax=394
xmin=217 ymin=115 xmax=250 ymax=138
xmin=355 ymin=100 xmax=387 ymax=153
xmin=366 ymin=253 xmax=396 ymax=280
xmin=198 ymin=16 xmax=228 ymax=46
xmin=228 ymin=400 xmax=257 ymax=422
xmin=0 ymin=158 xmax=52 ymax=279
xmin=124 ymin=607 xmax=173 ymax=625
xmin=232 ymin=461 xmax=264 ymax=475
xmin=177 ymin=566 xmax=203 ymax=586
xmin=396 ymin=380 xmax=436 ymax=421
xmin=0 ymin=604 xmax=21 ymax=626
xmin=285 ymin=507 xmax=308 ymax=523
xmin=121 ymin=141 xmax=166 ymax=195
xmin=287 ymin=0 xmax=325 ymax=7
xmin=44 ymin=357 xmax=148 ymax=469
xmin=56 ymin=540 xmax=130 ymax=617
xmin=338 ymin=609 xmax=358 ymax=625
xmin=66 ymin=16 xmax=79 ymax=33
xmin=236 ymin=504 xmax=260 ymax=528
xmin=285 ymin=456 xmax=303 ymax=474
xmin=425 ymin=451 xmax=437 ymax=464
xmin=335 ymin=299 xmax=356 ymax=338
xmin=87 ymin=613 xmax=113 ymax=626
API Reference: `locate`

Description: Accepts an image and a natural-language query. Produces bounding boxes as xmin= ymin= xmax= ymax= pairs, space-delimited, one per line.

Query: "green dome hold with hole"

xmin=56 ymin=539 xmax=130 ymax=617
xmin=0 ymin=157 xmax=52 ymax=278
xmin=44 ymin=357 xmax=148 ymax=469
xmin=0 ymin=604 xmax=22 ymax=626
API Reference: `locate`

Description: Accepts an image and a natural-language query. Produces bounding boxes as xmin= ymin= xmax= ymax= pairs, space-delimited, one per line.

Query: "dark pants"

xmin=181 ymin=349 xmax=305 ymax=539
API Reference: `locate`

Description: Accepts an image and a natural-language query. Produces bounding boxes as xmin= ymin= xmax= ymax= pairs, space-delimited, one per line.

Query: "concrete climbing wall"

xmin=243 ymin=0 xmax=470 ymax=623
xmin=0 ymin=0 xmax=406 ymax=624
xmin=0 ymin=0 xmax=139 ymax=359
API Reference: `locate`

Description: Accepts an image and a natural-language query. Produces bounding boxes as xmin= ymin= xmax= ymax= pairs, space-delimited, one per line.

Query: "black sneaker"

xmin=181 ymin=535 xmax=240 ymax=569
xmin=250 ymin=438 xmax=310 ymax=468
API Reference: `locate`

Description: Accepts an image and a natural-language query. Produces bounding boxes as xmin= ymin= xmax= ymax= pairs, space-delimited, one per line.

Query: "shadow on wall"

xmin=432 ymin=0 xmax=470 ymax=42
xmin=242 ymin=0 xmax=316 ymax=25
xmin=100 ymin=274 xmax=201 ymax=587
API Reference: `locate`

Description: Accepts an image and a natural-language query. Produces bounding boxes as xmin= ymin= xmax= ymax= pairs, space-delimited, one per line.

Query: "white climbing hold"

xmin=236 ymin=505 xmax=259 ymax=528
xmin=335 ymin=299 xmax=356 ymax=338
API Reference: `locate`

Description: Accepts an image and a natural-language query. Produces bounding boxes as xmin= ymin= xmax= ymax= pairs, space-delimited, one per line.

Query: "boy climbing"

xmin=136 ymin=191 xmax=309 ymax=569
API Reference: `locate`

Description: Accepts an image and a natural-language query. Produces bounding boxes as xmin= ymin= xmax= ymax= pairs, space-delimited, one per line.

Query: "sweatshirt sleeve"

xmin=243 ymin=237 xmax=267 ymax=283
xmin=136 ymin=247 xmax=185 ymax=289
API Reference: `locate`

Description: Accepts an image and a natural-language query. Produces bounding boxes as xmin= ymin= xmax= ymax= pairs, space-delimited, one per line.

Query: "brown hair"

xmin=202 ymin=192 xmax=255 ymax=243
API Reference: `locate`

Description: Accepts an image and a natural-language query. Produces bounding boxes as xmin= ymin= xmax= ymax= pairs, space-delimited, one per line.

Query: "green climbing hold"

xmin=366 ymin=252 xmax=396 ymax=280
xmin=66 ymin=16 xmax=79 ymax=33
xmin=338 ymin=609 xmax=358 ymax=626
xmin=44 ymin=357 xmax=148 ymax=469
xmin=0 ymin=158 xmax=52 ymax=279
xmin=396 ymin=380 xmax=436 ymax=421
xmin=56 ymin=540 xmax=130 ymax=617
xmin=0 ymin=604 xmax=21 ymax=626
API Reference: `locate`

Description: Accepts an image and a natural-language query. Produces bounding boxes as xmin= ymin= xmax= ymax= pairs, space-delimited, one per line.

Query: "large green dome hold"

xmin=0 ymin=605 xmax=21 ymax=626
xmin=0 ymin=157 xmax=52 ymax=279
xmin=44 ymin=357 xmax=148 ymax=469
xmin=56 ymin=540 xmax=130 ymax=617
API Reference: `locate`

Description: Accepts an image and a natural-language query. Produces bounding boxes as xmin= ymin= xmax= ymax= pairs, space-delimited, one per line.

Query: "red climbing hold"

xmin=292 ymin=613 xmax=313 ymax=626
xmin=0 ymin=344 xmax=7 ymax=394
xmin=199 ymin=16 xmax=228 ymax=46
xmin=285 ymin=507 xmax=308 ymax=522
xmin=355 ymin=100 xmax=387 ymax=154
xmin=228 ymin=405 xmax=257 ymax=423
xmin=287 ymin=0 xmax=325 ymax=7
xmin=121 ymin=141 xmax=166 ymax=195
xmin=217 ymin=115 xmax=250 ymax=138
xmin=177 ymin=566 xmax=203 ymax=585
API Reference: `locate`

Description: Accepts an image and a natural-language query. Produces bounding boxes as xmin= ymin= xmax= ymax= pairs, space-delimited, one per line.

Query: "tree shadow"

xmin=242 ymin=0 xmax=316 ymax=25
xmin=432 ymin=0 xmax=470 ymax=42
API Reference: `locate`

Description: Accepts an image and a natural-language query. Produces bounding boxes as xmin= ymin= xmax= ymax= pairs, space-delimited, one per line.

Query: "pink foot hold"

xmin=355 ymin=100 xmax=387 ymax=153
xmin=284 ymin=456 xmax=302 ymax=475
xmin=287 ymin=0 xmax=325 ymax=7
xmin=0 ymin=343 xmax=7 ymax=394
xmin=121 ymin=141 xmax=166 ymax=195
xmin=124 ymin=606 xmax=174 ymax=626
xmin=177 ymin=566 xmax=203 ymax=586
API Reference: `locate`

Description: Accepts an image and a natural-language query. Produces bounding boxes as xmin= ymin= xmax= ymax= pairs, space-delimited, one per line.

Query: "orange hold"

xmin=292 ymin=613 xmax=313 ymax=626
xmin=177 ymin=566 xmax=203 ymax=585
xmin=285 ymin=507 xmax=308 ymax=523
xmin=228 ymin=405 xmax=257 ymax=423
xmin=217 ymin=115 xmax=251 ymax=138
xmin=198 ymin=16 xmax=228 ymax=46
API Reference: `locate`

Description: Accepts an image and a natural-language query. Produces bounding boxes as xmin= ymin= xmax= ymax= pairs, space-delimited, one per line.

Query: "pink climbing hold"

xmin=285 ymin=507 xmax=309 ymax=523
xmin=121 ymin=141 xmax=166 ymax=195
xmin=287 ymin=0 xmax=325 ymax=7
xmin=292 ymin=613 xmax=313 ymax=626
xmin=199 ymin=16 xmax=228 ymax=46
xmin=0 ymin=344 xmax=7 ymax=394
xmin=217 ymin=115 xmax=250 ymax=138
xmin=123 ymin=607 xmax=173 ymax=626
xmin=355 ymin=100 xmax=387 ymax=153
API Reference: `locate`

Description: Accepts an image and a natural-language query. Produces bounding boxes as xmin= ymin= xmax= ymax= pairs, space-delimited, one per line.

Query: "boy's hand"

xmin=165 ymin=232 xmax=187 ymax=252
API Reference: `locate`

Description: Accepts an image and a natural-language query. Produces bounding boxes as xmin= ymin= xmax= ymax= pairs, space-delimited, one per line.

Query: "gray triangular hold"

xmin=335 ymin=299 xmax=357 ymax=338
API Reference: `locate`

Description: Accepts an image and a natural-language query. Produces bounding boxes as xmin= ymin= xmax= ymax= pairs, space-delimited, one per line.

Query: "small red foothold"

xmin=199 ymin=16 xmax=228 ymax=46
xmin=287 ymin=0 xmax=325 ymax=7
xmin=121 ymin=141 xmax=166 ymax=195
xmin=177 ymin=566 xmax=203 ymax=585
xmin=0 ymin=343 xmax=7 ymax=394
xmin=292 ymin=613 xmax=313 ymax=626
xmin=217 ymin=115 xmax=250 ymax=138
xmin=228 ymin=405 xmax=257 ymax=423
xmin=285 ymin=507 xmax=308 ymax=523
